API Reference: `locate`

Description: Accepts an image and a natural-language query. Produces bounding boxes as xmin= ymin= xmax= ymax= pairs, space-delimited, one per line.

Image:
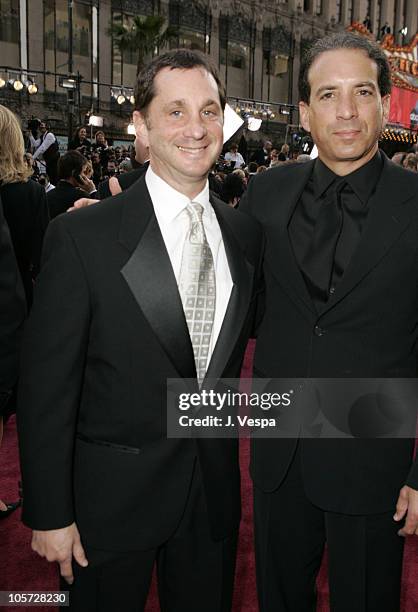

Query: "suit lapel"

xmin=319 ymin=155 xmax=414 ymax=315
xmin=204 ymin=197 xmax=254 ymax=383
xmin=118 ymin=178 xmax=196 ymax=379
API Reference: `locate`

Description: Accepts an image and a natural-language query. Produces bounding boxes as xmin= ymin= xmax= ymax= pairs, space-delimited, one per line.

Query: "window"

xmin=111 ymin=11 xmax=148 ymax=87
xmin=44 ymin=1 xmax=94 ymax=97
xmin=170 ymin=30 xmax=206 ymax=52
xmin=0 ymin=0 xmax=19 ymax=44
xmin=347 ymin=0 xmax=353 ymax=23
xmin=220 ymin=41 xmax=248 ymax=70
xmin=336 ymin=0 xmax=342 ymax=23
xmin=314 ymin=0 xmax=322 ymax=16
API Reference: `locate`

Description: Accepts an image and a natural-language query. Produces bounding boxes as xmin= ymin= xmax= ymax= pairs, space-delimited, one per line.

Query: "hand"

xmin=78 ymin=174 xmax=96 ymax=194
xmin=67 ymin=197 xmax=99 ymax=212
xmin=394 ymin=485 xmax=418 ymax=536
xmin=31 ymin=522 xmax=88 ymax=584
xmin=109 ymin=176 xmax=122 ymax=196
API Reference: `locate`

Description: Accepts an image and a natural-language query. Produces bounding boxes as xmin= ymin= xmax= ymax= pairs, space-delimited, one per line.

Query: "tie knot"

xmin=187 ymin=202 xmax=204 ymax=224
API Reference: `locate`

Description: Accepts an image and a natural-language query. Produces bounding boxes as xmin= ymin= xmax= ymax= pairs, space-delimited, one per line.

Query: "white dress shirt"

xmin=145 ymin=166 xmax=233 ymax=366
xmin=29 ymin=132 xmax=56 ymax=161
xmin=224 ymin=151 xmax=245 ymax=168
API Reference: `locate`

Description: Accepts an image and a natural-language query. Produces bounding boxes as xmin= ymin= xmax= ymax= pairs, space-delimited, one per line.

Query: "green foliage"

xmin=108 ymin=15 xmax=177 ymax=74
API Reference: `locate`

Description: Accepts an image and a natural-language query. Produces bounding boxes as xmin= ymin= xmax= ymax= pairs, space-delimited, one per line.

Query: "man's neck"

xmin=149 ymin=164 xmax=207 ymax=200
xmin=319 ymin=144 xmax=379 ymax=177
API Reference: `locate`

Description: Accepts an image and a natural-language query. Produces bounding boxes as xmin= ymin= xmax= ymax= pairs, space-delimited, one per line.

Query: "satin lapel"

xmin=204 ymin=198 xmax=253 ymax=382
xmin=267 ymin=161 xmax=317 ymax=319
xmin=319 ymin=155 xmax=414 ymax=316
xmin=118 ymin=178 xmax=196 ymax=380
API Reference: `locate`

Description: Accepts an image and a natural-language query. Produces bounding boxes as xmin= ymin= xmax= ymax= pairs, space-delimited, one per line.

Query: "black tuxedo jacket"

xmin=240 ymin=154 xmax=418 ymax=515
xmin=17 ymin=176 xmax=263 ymax=551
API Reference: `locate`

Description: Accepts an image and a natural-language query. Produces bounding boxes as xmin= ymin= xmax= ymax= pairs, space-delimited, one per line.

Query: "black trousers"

xmin=63 ymin=462 xmax=238 ymax=612
xmin=254 ymin=445 xmax=405 ymax=612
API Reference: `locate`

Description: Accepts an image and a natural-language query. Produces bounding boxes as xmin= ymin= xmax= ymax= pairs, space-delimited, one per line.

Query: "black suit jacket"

xmin=97 ymin=163 xmax=149 ymax=200
xmin=47 ymin=181 xmax=97 ymax=220
xmin=0 ymin=198 xmax=26 ymax=415
xmin=240 ymin=154 xmax=418 ymax=515
xmin=18 ymin=176 xmax=264 ymax=551
xmin=1 ymin=180 xmax=49 ymax=307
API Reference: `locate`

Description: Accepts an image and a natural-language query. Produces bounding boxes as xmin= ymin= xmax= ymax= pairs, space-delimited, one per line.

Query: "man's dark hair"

xmin=57 ymin=150 xmax=86 ymax=181
xmin=220 ymin=173 xmax=245 ymax=204
xmin=134 ymin=48 xmax=227 ymax=116
xmin=298 ymin=32 xmax=391 ymax=103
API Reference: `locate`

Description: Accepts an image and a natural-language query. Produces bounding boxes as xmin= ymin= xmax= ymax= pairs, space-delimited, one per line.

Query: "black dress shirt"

xmin=289 ymin=151 xmax=383 ymax=308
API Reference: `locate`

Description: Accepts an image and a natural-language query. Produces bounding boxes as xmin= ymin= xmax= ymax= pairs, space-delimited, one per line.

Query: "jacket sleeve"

xmin=0 ymin=202 xmax=26 ymax=409
xmin=17 ymin=216 xmax=91 ymax=530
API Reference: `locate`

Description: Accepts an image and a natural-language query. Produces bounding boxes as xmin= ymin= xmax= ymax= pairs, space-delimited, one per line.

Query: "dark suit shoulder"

xmin=211 ymin=195 xmax=264 ymax=265
xmin=1 ymin=178 xmax=45 ymax=203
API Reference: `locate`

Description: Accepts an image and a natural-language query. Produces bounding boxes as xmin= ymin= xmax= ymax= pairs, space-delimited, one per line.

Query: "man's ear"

xmin=133 ymin=110 xmax=150 ymax=148
xmin=299 ymin=101 xmax=311 ymax=133
xmin=381 ymin=94 xmax=391 ymax=130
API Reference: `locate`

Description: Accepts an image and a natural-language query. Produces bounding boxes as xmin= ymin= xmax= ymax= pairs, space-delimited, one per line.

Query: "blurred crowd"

xmin=22 ymin=125 xmax=418 ymax=215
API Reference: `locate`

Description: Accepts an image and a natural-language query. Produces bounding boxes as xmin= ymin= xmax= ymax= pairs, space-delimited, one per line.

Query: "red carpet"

xmin=1 ymin=341 xmax=417 ymax=611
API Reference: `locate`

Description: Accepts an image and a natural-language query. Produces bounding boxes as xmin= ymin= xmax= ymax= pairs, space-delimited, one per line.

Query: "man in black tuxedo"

xmin=18 ymin=49 xmax=263 ymax=611
xmin=241 ymin=32 xmax=418 ymax=611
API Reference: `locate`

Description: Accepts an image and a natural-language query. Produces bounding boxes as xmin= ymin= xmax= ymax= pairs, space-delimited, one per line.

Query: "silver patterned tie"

xmin=179 ymin=202 xmax=216 ymax=385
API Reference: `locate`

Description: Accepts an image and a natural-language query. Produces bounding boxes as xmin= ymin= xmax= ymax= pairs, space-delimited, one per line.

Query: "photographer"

xmin=47 ymin=151 xmax=97 ymax=219
xmin=68 ymin=126 xmax=92 ymax=154
xmin=28 ymin=120 xmax=60 ymax=186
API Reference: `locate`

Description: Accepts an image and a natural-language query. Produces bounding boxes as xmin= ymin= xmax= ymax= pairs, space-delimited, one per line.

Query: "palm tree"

xmin=108 ymin=15 xmax=177 ymax=76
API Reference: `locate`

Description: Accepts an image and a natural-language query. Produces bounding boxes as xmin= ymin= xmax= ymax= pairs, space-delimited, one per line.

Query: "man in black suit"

xmin=47 ymin=151 xmax=97 ymax=219
xmin=18 ymin=49 xmax=263 ymax=611
xmin=250 ymin=140 xmax=272 ymax=166
xmin=241 ymin=32 xmax=418 ymax=611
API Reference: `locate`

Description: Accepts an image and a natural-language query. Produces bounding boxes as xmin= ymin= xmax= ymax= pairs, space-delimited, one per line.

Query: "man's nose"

xmin=183 ymin=113 xmax=208 ymax=139
xmin=335 ymin=93 xmax=358 ymax=120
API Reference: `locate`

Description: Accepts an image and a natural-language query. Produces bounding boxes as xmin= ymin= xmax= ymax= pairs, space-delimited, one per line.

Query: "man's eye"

xmin=358 ymin=89 xmax=372 ymax=96
xmin=170 ymin=110 xmax=182 ymax=117
xmin=320 ymin=92 xmax=334 ymax=100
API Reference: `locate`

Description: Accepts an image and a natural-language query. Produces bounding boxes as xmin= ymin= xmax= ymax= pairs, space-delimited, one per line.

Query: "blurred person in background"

xmin=224 ymin=142 xmax=245 ymax=169
xmin=0 ymin=105 xmax=49 ymax=308
xmin=402 ymin=153 xmax=417 ymax=172
xmin=28 ymin=120 xmax=60 ymax=186
xmin=251 ymin=139 xmax=272 ymax=166
xmin=220 ymin=172 xmax=246 ymax=208
xmin=38 ymin=173 xmax=55 ymax=193
xmin=68 ymin=126 xmax=92 ymax=155
xmin=47 ymin=151 xmax=97 ymax=219
xmin=92 ymin=130 xmax=110 ymax=169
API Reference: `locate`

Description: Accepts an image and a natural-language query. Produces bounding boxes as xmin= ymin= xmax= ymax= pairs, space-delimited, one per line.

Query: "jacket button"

xmin=314 ymin=325 xmax=325 ymax=337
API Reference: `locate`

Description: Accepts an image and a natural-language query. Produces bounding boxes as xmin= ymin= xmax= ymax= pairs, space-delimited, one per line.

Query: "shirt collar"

xmin=145 ymin=166 xmax=211 ymax=223
xmin=313 ymin=150 xmax=383 ymax=204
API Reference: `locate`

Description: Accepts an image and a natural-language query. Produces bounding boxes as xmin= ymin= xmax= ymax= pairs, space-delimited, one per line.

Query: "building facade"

xmin=0 ymin=0 xmax=416 ymax=142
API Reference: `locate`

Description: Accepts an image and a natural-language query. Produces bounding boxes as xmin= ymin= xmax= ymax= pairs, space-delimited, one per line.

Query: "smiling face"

xmin=133 ymin=66 xmax=224 ymax=198
xmin=299 ymin=48 xmax=390 ymax=175
xmin=78 ymin=127 xmax=87 ymax=140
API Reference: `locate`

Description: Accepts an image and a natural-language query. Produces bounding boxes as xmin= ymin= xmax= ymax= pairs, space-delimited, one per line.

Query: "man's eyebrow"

xmin=315 ymin=81 xmax=377 ymax=96
xmin=164 ymin=98 xmax=221 ymax=109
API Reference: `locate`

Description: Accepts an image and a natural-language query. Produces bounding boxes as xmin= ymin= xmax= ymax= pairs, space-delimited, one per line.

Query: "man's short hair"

xmin=298 ymin=32 xmax=391 ymax=103
xmin=134 ymin=48 xmax=227 ymax=116
xmin=57 ymin=150 xmax=87 ymax=181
